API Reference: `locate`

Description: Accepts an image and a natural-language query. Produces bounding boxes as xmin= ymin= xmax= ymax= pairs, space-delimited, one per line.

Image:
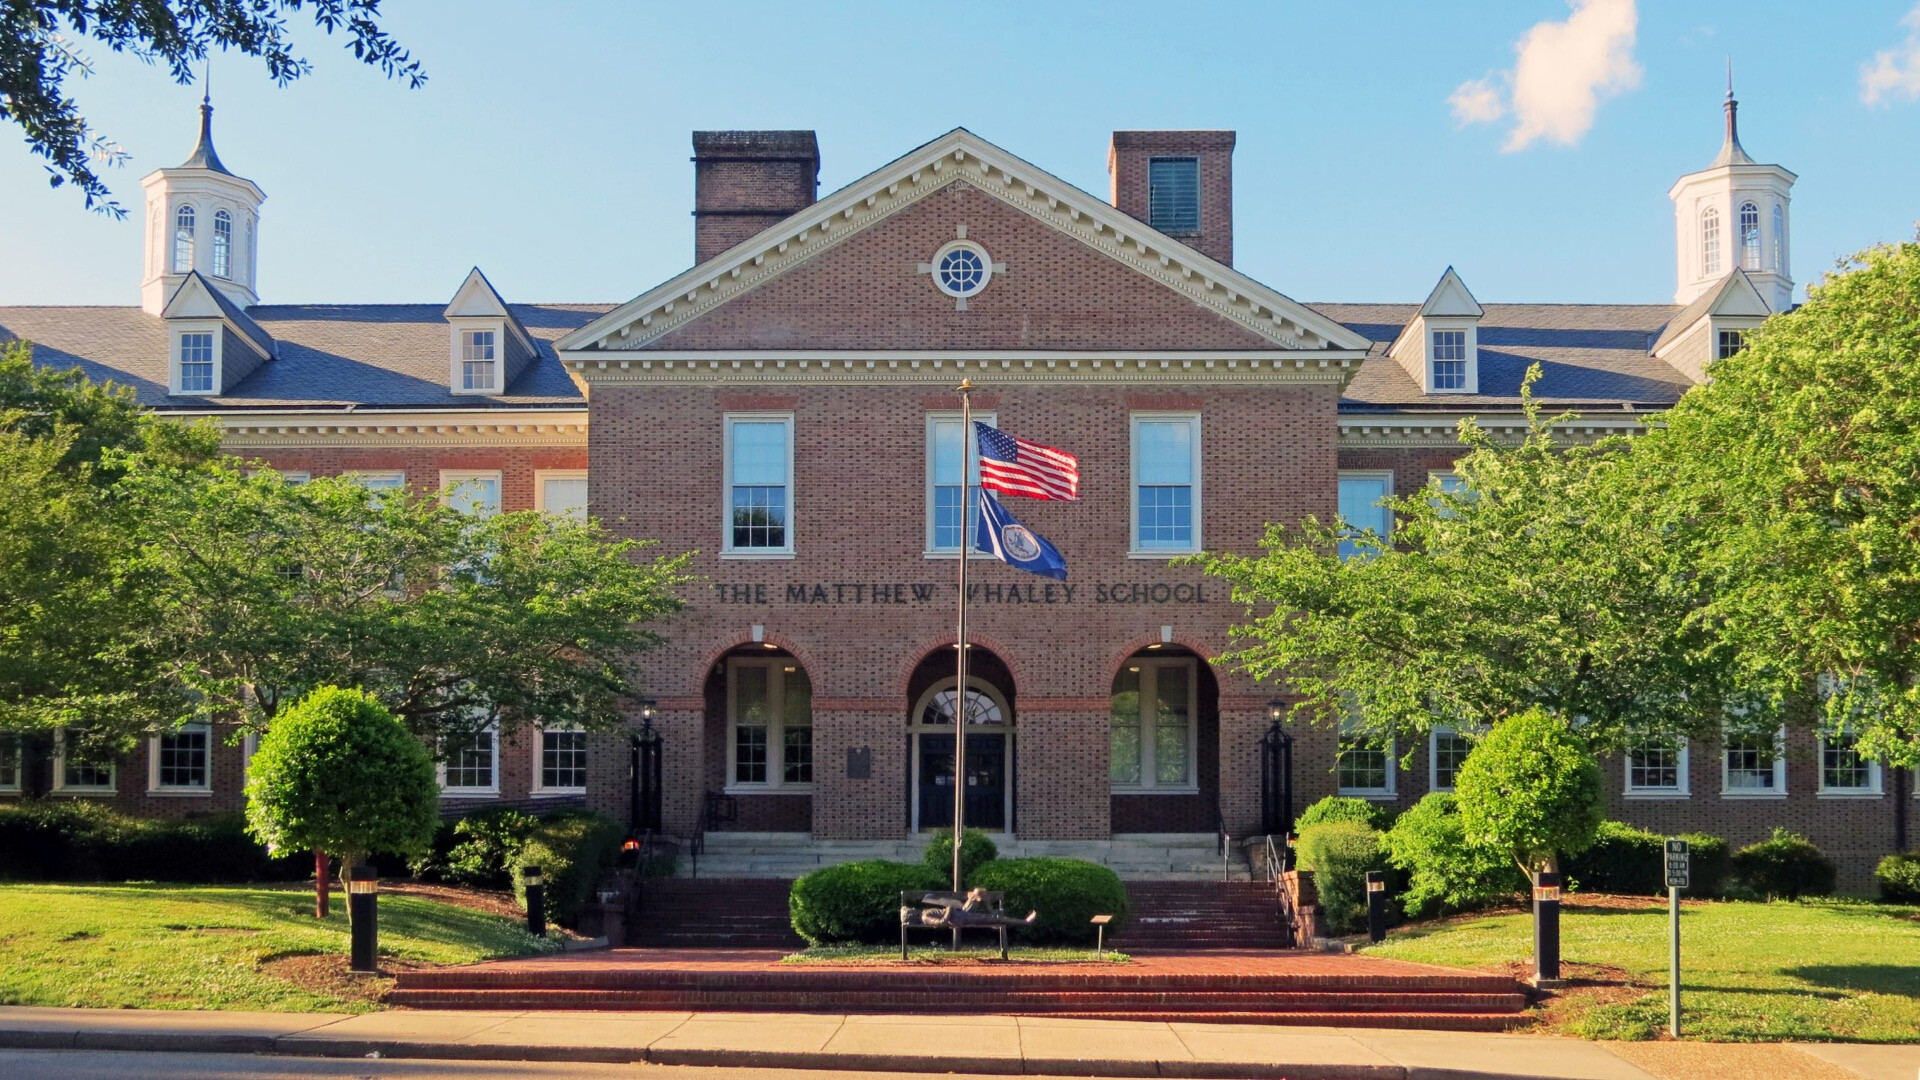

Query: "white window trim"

xmin=534 ymin=469 xmax=589 ymax=519
xmin=241 ymin=730 xmax=260 ymax=778
xmin=1109 ymin=656 xmax=1199 ymax=793
xmin=721 ymin=412 xmax=796 ymax=558
xmin=1720 ymin=725 xmax=1788 ymax=799
xmin=170 ymin=322 xmax=223 ymax=397
xmin=1128 ymin=412 xmax=1202 ymax=557
xmin=1624 ymin=740 xmax=1691 ymax=799
xmin=1425 ymin=321 xmax=1478 ymax=394
xmin=439 ymin=725 xmax=501 ymax=798
xmin=147 ymin=722 xmax=213 ymax=796
xmin=1337 ymin=723 xmax=1397 ymax=800
xmin=724 ymin=657 xmax=813 ymax=794
xmin=923 ymin=411 xmax=996 ymax=558
xmin=440 ymin=469 xmax=504 ymax=517
xmin=52 ymin=732 xmax=116 ymax=796
xmin=1428 ymin=727 xmax=1471 ymax=794
xmin=1337 ymin=470 xmax=1394 ymax=558
xmin=449 ymin=320 xmax=507 ymax=395
xmin=1815 ymin=731 xmax=1883 ymax=799
xmin=351 ymin=470 xmax=406 ymax=491
xmin=0 ymin=734 xmax=23 ymax=793
xmin=532 ymin=725 xmax=588 ymax=796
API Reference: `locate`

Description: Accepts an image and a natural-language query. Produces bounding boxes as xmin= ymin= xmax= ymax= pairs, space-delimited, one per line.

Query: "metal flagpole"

xmin=952 ymin=379 xmax=972 ymax=897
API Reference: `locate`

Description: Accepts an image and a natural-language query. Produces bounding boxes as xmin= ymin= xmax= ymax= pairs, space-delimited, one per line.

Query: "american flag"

xmin=975 ymin=421 xmax=1079 ymax=501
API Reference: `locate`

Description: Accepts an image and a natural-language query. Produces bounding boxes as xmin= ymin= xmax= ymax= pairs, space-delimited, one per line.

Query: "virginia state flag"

xmin=975 ymin=489 xmax=1068 ymax=581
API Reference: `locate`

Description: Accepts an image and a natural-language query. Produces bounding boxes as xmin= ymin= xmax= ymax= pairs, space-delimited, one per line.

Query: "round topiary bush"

xmin=1732 ymin=828 xmax=1837 ymax=899
xmin=1297 ymin=795 xmax=1394 ymax=832
xmin=969 ymin=857 xmax=1128 ymax=945
xmin=1380 ymin=793 xmax=1524 ymax=917
xmin=922 ymin=828 xmax=998 ymax=887
xmin=789 ymin=859 xmax=945 ymax=945
xmin=1296 ymin=820 xmax=1387 ymax=934
xmin=1453 ymin=709 xmax=1603 ymax=874
xmin=1876 ymin=852 xmax=1920 ymax=904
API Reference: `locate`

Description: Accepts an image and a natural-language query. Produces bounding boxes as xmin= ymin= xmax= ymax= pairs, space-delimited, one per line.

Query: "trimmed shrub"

xmin=512 ymin=810 xmax=625 ymax=928
xmin=1454 ymin=709 xmax=1603 ymax=872
xmin=414 ymin=808 xmax=542 ymax=889
xmin=922 ymin=828 xmax=998 ymax=887
xmin=1876 ymin=853 xmax=1920 ymax=904
xmin=1381 ymin=793 xmax=1525 ymax=917
xmin=969 ymin=857 xmax=1129 ymax=945
xmin=1732 ymin=828 xmax=1837 ymax=900
xmin=790 ymin=859 xmax=944 ymax=945
xmin=1297 ymin=795 xmax=1393 ymax=832
xmin=1296 ymin=821 xmax=1387 ymax=935
xmin=1679 ymin=833 xmax=1730 ymax=898
xmin=1568 ymin=821 xmax=1666 ymax=895
xmin=0 ymin=801 xmax=304 ymax=883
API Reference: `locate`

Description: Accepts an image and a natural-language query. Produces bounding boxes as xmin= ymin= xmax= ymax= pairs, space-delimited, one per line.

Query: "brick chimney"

xmin=1107 ymin=131 xmax=1236 ymax=266
xmin=691 ymin=131 xmax=821 ymax=264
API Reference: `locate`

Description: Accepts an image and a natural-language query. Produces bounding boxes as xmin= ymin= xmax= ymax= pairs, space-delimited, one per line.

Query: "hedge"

xmin=969 ymin=857 xmax=1128 ymax=945
xmin=1731 ymin=828 xmax=1836 ymax=900
xmin=790 ymin=859 xmax=945 ymax=945
xmin=1380 ymin=793 xmax=1524 ymax=917
xmin=922 ymin=828 xmax=998 ymax=887
xmin=1296 ymin=820 xmax=1387 ymax=935
xmin=510 ymin=810 xmax=626 ymax=928
xmin=412 ymin=807 xmax=543 ymax=889
xmin=0 ymin=800 xmax=305 ymax=883
xmin=1297 ymin=795 xmax=1394 ymax=832
xmin=1877 ymin=852 xmax=1920 ymax=904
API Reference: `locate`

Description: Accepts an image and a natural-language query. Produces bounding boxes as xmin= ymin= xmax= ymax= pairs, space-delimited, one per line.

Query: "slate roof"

xmin=0 ymin=303 xmax=609 ymax=410
xmin=1310 ymin=302 xmax=1693 ymax=411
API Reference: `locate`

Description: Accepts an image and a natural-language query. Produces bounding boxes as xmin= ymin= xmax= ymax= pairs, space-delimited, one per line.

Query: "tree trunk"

xmin=313 ymin=849 xmax=330 ymax=918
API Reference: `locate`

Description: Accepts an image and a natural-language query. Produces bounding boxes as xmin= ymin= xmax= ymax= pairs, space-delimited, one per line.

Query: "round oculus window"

xmin=932 ymin=241 xmax=992 ymax=298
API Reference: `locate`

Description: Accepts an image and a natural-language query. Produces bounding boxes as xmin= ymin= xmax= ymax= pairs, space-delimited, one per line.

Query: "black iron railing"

xmin=1263 ymin=832 xmax=1300 ymax=947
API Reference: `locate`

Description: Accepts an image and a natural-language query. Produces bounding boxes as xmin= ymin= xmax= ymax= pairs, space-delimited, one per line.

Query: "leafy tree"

xmin=1380 ymin=793 xmax=1526 ymax=917
xmin=3 ymin=1 xmax=423 ymax=215
xmin=244 ymin=685 xmax=437 ymax=917
xmin=1639 ymin=240 xmax=1920 ymax=768
xmin=1199 ymin=371 xmax=1733 ymax=753
xmin=114 ymin=456 xmax=693 ymax=745
xmin=0 ymin=340 xmax=219 ymax=477
xmin=1452 ymin=709 xmax=1603 ymax=875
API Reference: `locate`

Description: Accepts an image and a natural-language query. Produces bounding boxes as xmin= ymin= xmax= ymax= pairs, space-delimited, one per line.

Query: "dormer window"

xmin=1717 ymin=329 xmax=1746 ymax=359
xmin=1147 ymin=157 xmax=1199 ymax=233
xmin=213 ymin=210 xmax=233 ymax=279
xmin=173 ymin=205 xmax=196 ymax=272
xmin=460 ymin=329 xmax=497 ymax=391
xmin=178 ymin=332 xmax=215 ymax=393
xmin=1431 ymin=330 xmax=1468 ymax=390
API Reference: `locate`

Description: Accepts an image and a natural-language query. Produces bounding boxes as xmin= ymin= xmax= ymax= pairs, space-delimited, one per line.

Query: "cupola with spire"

xmin=139 ymin=86 xmax=265 ymax=315
xmin=1667 ymin=68 xmax=1795 ymax=313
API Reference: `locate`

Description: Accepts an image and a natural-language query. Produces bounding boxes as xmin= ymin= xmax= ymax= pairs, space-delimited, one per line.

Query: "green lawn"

xmin=1364 ymin=897 xmax=1920 ymax=1042
xmin=783 ymin=944 xmax=1130 ymax=964
xmin=0 ymin=884 xmax=555 ymax=1013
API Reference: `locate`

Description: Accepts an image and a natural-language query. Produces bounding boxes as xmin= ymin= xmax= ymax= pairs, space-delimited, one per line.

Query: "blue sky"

xmin=5 ymin=0 xmax=1917 ymax=308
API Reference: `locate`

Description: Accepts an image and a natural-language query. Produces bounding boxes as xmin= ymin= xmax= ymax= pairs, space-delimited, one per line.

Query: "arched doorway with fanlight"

xmin=905 ymin=646 xmax=1016 ymax=834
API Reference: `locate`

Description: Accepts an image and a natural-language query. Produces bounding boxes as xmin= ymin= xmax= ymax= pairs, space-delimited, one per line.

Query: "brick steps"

xmin=625 ymin=878 xmax=804 ymax=950
xmin=385 ymin=987 xmax=1525 ymax=1015
xmin=1115 ymin=880 xmax=1290 ymax=950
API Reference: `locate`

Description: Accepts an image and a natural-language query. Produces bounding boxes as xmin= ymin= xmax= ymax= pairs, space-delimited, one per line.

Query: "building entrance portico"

xmin=910 ymin=681 xmax=1013 ymax=833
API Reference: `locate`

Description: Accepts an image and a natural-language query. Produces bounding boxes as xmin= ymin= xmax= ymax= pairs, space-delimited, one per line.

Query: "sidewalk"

xmin=1 ymin=1005 xmax=1914 ymax=1079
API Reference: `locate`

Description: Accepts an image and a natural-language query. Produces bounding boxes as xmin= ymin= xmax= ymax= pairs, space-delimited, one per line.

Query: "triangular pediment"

xmin=1419 ymin=266 xmax=1484 ymax=318
xmin=558 ymin=129 xmax=1371 ymax=356
xmin=1652 ymin=269 xmax=1771 ymax=355
xmin=161 ymin=270 xmax=275 ymax=358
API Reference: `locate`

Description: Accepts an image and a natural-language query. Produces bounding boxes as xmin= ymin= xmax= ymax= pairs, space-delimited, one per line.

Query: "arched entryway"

xmin=905 ymin=647 xmax=1016 ymax=833
xmin=701 ymin=644 xmax=813 ymax=832
xmin=1108 ymin=645 xmax=1221 ymax=833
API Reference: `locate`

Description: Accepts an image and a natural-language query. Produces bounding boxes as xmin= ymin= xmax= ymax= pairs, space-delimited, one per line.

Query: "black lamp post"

xmin=630 ymin=698 xmax=660 ymax=834
xmin=1532 ymin=871 xmax=1563 ymax=985
xmin=347 ymin=864 xmax=379 ymax=972
xmin=1365 ymin=870 xmax=1388 ymax=943
xmin=1260 ymin=699 xmax=1295 ymax=861
xmin=523 ymin=864 xmax=547 ymax=939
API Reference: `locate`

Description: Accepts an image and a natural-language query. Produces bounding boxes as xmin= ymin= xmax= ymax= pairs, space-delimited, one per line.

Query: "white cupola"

xmin=139 ymin=91 xmax=264 ymax=315
xmin=1668 ymin=77 xmax=1795 ymax=313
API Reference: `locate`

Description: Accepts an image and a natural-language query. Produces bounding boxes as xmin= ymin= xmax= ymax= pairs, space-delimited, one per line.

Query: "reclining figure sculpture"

xmin=901 ymin=888 xmax=1038 ymax=928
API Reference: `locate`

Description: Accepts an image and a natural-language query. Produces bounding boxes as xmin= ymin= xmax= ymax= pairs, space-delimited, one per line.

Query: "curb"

xmin=0 ymin=1027 xmax=1567 ymax=1079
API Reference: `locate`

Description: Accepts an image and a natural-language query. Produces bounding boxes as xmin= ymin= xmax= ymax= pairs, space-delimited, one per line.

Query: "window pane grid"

xmin=445 ymin=732 xmax=495 ymax=789
xmin=1432 ymin=731 xmax=1470 ymax=790
xmin=1821 ymin=735 xmax=1872 ymax=791
xmin=540 ymin=731 xmax=587 ymax=789
xmin=1702 ymin=208 xmax=1721 ymax=275
xmin=179 ymin=332 xmax=215 ymax=393
xmin=1338 ymin=738 xmax=1389 ymax=792
xmin=731 ymin=486 xmax=788 ymax=549
xmin=157 ymin=728 xmax=208 ymax=788
xmin=1629 ymin=745 xmax=1682 ymax=790
xmin=1137 ymin=486 xmax=1192 ymax=548
xmin=174 ymin=205 xmax=195 ymax=272
xmin=734 ymin=726 xmax=768 ymax=784
xmin=783 ymin=728 xmax=812 ymax=784
xmin=212 ymin=210 xmax=232 ymax=278
xmin=1739 ymin=202 xmax=1762 ymax=270
xmin=0 ymin=738 xmax=19 ymax=789
xmin=65 ymin=757 xmax=113 ymax=789
xmin=1717 ymin=330 xmax=1745 ymax=360
xmin=1725 ymin=736 xmax=1778 ymax=789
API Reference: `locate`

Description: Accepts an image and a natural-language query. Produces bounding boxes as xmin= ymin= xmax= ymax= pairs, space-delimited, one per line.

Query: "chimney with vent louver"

xmin=1107 ymin=131 xmax=1235 ymax=266
xmin=691 ymin=131 xmax=821 ymax=264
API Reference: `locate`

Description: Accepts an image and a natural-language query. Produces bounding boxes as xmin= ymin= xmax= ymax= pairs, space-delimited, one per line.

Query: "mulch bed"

xmin=259 ymin=952 xmax=427 ymax=1007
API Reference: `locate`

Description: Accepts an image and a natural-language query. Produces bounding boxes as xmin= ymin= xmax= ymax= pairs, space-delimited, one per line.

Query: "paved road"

xmin=0 ymin=1049 xmax=1057 ymax=1080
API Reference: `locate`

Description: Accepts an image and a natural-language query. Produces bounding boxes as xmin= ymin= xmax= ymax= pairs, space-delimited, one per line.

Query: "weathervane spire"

xmin=1709 ymin=58 xmax=1753 ymax=168
xmin=179 ymin=61 xmax=232 ymax=175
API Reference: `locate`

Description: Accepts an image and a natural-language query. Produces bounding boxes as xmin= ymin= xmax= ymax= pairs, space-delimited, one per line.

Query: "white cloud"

xmin=1449 ymin=0 xmax=1643 ymax=152
xmin=1449 ymin=75 xmax=1507 ymax=125
xmin=1861 ymin=3 xmax=1920 ymax=106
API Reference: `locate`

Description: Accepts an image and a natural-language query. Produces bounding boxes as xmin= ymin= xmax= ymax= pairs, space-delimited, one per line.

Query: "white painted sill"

xmin=147 ymin=787 xmax=213 ymax=798
xmin=719 ymin=550 xmax=796 ymax=560
xmin=1624 ymin=791 xmax=1691 ymax=800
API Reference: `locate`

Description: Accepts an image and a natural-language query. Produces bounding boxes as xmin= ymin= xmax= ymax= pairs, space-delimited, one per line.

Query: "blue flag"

xmin=975 ymin=489 xmax=1068 ymax=581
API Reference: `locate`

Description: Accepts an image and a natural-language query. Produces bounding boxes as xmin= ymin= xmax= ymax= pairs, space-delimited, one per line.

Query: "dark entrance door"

xmin=917 ymin=732 xmax=1006 ymax=831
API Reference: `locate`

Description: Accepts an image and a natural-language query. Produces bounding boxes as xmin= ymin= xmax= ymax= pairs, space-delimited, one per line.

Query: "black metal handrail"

xmin=1214 ymin=798 xmax=1231 ymax=882
xmin=1263 ymin=833 xmax=1300 ymax=946
xmin=689 ymin=790 xmax=736 ymax=879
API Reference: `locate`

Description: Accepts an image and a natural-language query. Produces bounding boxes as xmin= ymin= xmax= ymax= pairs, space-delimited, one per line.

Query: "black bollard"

xmin=347 ymin=863 xmax=379 ymax=973
xmin=1365 ymin=870 xmax=1387 ymax=943
xmin=523 ymin=864 xmax=547 ymax=939
xmin=1532 ymin=871 xmax=1562 ymax=984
